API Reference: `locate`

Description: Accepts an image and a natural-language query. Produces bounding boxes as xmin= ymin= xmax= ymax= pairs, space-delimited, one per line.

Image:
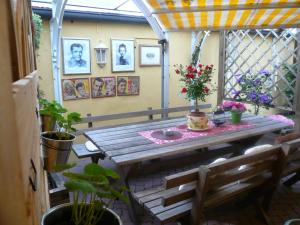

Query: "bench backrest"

xmin=75 ymin=104 xmax=211 ymax=134
xmin=282 ymin=138 xmax=300 ymax=175
xmin=163 ymin=146 xmax=286 ymax=210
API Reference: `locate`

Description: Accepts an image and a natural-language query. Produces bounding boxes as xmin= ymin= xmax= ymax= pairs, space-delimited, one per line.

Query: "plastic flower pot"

xmin=231 ymin=111 xmax=242 ymax=124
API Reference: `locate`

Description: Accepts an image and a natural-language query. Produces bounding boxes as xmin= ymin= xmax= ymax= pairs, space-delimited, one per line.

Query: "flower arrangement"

xmin=232 ymin=69 xmax=273 ymax=115
xmin=222 ymin=101 xmax=247 ymax=113
xmin=175 ymin=63 xmax=215 ymax=112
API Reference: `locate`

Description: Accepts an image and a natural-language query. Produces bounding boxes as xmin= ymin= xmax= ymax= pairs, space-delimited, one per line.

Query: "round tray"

xmin=151 ymin=130 xmax=183 ymax=140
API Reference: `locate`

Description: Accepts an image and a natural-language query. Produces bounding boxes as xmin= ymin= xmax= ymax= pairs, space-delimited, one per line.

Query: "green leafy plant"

xmin=55 ymin=163 xmax=128 ymax=225
xmin=282 ymin=63 xmax=297 ymax=106
xmin=39 ymin=98 xmax=81 ymax=139
xmin=32 ymin=12 xmax=43 ymax=49
xmin=232 ymin=69 xmax=273 ymax=115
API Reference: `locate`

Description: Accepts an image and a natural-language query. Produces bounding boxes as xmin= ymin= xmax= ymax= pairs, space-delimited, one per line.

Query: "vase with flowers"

xmin=222 ymin=101 xmax=247 ymax=124
xmin=175 ymin=63 xmax=215 ymax=130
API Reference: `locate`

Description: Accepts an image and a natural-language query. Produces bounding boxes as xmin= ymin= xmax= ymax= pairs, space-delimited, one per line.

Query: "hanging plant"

xmin=32 ymin=12 xmax=43 ymax=50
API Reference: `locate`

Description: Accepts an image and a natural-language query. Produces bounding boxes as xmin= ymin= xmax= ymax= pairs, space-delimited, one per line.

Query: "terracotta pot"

xmin=187 ymin=112 xmax=209 ymax=129
xmin=41 ymin=203 xmax=122 ymax=225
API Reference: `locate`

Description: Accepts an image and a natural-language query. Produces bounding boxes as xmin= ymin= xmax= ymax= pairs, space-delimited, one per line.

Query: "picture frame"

xmin=90 ymin=77 xmax=116 ymax=98
xmin=62 ymin=38 xmax=91 ymax=75
xmin=117 ymin=76 xmax=140 ymax=96
xmin=139 ymin=44 xmax=161 ymax=66
xmin=62 ymin=78 xmax=90 ymax=101
xmin=111 ymin=39 xmax=135 ymax=72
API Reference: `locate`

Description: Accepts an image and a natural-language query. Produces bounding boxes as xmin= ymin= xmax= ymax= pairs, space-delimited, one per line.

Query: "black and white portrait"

xmin=62 ymin=38 xmax=91 ymax=75
xmin=111 ymin=39 xmax=135 ymax=72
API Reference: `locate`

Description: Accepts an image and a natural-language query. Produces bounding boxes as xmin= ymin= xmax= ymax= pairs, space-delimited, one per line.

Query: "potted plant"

xmin=232 ymin=69 xmax=273 ymax=115
xmin=40 ymin=99 xmax=81 ymax=171
xmin=222 ymin=101 xmax=247 ymax=124
xmin=175 ymin=64 xmax=215 ymax=130
xmin=39 ymin=98 xmax=67 ymax=132
xmin=41 ymin=163 xmax=128 ymax=225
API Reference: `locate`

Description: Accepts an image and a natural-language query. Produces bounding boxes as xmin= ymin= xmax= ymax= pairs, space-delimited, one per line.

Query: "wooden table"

xmin=84 ymin=113 xmax=291 ymax=224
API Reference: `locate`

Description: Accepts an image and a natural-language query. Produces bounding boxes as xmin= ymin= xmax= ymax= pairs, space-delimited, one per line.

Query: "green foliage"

xmin=39 ymin=98 xmax=81 ymax=139
xmin=283 ymin=63 xmax=297 ymax=105
xmin=32 ymin=13 xmax=43 ymax=49
xmin=55 ymin=163 xmax=128 ymax=225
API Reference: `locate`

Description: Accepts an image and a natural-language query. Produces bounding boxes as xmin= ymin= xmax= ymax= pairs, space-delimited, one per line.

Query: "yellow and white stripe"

xmin=146 ymin=0 xmax=300 ymax=31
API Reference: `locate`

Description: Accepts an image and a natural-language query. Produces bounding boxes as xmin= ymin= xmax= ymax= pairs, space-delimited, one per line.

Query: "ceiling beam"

xmin=132 ymin=0 xmax=165 ymax=40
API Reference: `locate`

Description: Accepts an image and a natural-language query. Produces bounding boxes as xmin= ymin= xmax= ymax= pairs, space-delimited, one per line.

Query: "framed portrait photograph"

xmin=62 ymin=78 xmax=90 ymax=101
xmin=139 ymin=45 xmax=161 ymax=66
xmin=90 ymin=77 xmax=116 ymax=98
xmin=62 ymin=38 xmax=91 ymax=75
xmin=117 ymin=76 xmax=140 ymax=96
xmin=111 ymin=39 xmax=135 ymax=72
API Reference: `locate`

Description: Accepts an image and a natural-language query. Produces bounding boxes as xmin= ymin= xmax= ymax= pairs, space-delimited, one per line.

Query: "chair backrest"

xmin=163 ymin=146 xmax=286 ymax=209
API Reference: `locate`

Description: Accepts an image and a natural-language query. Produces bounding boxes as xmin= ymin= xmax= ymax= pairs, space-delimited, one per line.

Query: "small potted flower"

xmin=222 ymin=101 xmax=247 ymax=124
xmin=175 ymin=63 xmax=215 ymax=130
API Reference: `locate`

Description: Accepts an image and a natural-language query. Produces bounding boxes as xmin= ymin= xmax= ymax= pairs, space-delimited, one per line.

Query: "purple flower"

xmin=237 ymin=77 xmax=244 ymax=83
xmin=259 ymin=69 xmax=271 ymax=77
xmin=259 ymin=94 xmax=272 ymax=104
xmin=252 ymin=78 xmax=261 ymax=86
xmin=248 ymin=91 xmax=258 ymax=101
xmin=232 ymin=90 xmax=241 ymax=98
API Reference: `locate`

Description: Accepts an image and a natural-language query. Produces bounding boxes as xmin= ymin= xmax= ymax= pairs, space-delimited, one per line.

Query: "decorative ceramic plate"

xmin=151 ymin=130 xmax=183 ymax=140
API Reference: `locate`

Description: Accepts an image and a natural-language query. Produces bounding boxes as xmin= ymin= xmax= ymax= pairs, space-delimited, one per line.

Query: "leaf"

xmin=64 ymin=180 xmax=96 ymax=194
xmin=96 ymin=192 xmax=116 ymax=200
xmin=111 ymin=189 xmax=129 ymax=204
xmin=84 ymin=163 xmax=106 ymax=176
xmin=104 ymin=168 xmax=120 ymax=179
xmin=53 ymin=163 xmax=76 ymax=172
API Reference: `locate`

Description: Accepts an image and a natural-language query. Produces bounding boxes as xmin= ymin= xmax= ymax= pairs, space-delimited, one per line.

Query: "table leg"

xmin=118 ymin=164 xmax=140 ymax=225
xmin=90 ymin=153 xmax=105 ymax=164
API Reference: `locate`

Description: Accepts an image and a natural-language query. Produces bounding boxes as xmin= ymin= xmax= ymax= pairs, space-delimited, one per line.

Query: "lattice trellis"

xmin=224 ymin=29 xmax=298 ymax=111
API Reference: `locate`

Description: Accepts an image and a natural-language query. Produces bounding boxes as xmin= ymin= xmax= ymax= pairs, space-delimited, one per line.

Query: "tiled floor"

xmin=70 ymin=134 xmax=300 ymax=225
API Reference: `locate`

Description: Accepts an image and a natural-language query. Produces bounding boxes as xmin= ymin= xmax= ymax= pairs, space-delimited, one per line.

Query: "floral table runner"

xmin=138 ymin=122 xmax=255 ymax=145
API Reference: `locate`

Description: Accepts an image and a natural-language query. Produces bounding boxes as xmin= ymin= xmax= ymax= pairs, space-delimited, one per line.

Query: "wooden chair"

xmin=133 ymin=145 xmax=287 ymax=225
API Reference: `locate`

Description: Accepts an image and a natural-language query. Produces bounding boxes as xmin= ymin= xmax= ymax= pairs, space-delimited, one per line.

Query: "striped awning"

xmin=143 ymin=0 xmax=300 ymax=31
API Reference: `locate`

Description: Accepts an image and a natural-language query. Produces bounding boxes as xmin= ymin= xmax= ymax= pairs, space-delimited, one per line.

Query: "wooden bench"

xmin=72 ymin=105 xmax=211 ymax=162
xmin=281 ymin=137 xmax=300 ymax=186
xmin=133 ymin=145 xmax=287 ymax=225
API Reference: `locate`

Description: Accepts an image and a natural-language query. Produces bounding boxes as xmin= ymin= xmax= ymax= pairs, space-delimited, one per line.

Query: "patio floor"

xmin=72 ymin=133 xmax=300 ymax=225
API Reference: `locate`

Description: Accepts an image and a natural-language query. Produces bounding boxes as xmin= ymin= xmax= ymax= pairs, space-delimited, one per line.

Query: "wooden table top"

xmin=84 ymin=114 xmax=291 ymax=166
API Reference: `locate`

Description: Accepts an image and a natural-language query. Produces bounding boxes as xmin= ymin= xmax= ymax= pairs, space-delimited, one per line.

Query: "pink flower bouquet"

xmin=222 ymin=101 xmax=247 ymax=124
xmin=222 ymin=101 xmax=247 ymax=113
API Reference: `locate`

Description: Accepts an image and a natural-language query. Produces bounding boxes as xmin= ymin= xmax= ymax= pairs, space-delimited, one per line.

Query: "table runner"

xmin=139 ymin=122 xmax=255 ymax=145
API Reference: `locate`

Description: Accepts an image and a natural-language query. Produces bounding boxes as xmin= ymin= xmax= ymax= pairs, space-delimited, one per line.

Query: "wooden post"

xmin=87 ymin=113 xmax=93 ymax=128
xmin=148 ymin=107 xmax=153 ymax=120
xmin=294 ymin=32 xmax=300 ymax=132
xmin=217 ymin=31 xmax=226 ymax=106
